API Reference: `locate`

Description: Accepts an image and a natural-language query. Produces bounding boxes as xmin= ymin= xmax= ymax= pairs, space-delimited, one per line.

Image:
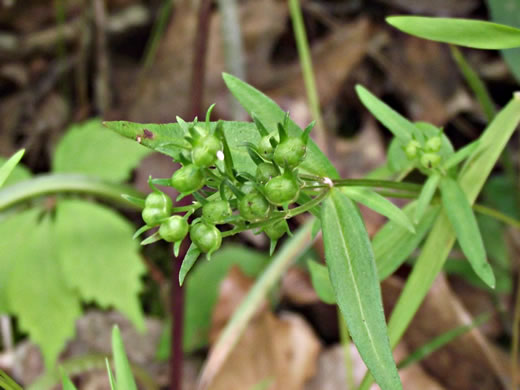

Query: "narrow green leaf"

xmin=321 ymin=189 xmax=402 ymax=390
xmin=0 ymin=369 xmax=22 ymax=390
xmin=121 ymin=194 xmax=145 ymax=209
xmin=61 ymin=371 xmax=78 ymax=390
xmin=0 ymin=149 xmax=24 ymax=188
xmin=443 ymin=140 xmax=481 ymax=170
xmin=355 ymin=85 xmax=416 ymax=143
xmin=487 ymin=0 xmax=520 ymax=82
xmin=105 ymin=359 xmax=117 ymax=390
xmin=387 ymin=16 xmax=520 ymax=49
xmin=440 ymin=177 xmax=495 ymax=287
xmin=307 ymin=260 xmax=335 ymax=304
xmin=375 ymin=203 xmax=440 ymax=281
xmin=414 ymin=173 xmax=440 ymax=224
xmin=112 ymin=326 xmax=138 ymax=390
xmin=397 ymin=313 xmax=489 ymax=369
xmin=179 ymin=244 xmax=201 ymax=286
xmin=343 ymin=186 xmax=415 ymax=233
xmin=450 ymin=46 xmax=496 ymax=121
xmin=222 ymin=73 xmax=339 ymax=178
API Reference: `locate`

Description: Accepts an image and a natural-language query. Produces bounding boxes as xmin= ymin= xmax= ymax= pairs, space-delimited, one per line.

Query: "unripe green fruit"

xmin=190 ymin=222 xmax=222 ymax=254
xmin=238 ymin=190 xmax=271 ymax=221
xmin=159 ymin=216 xmax=189 ymax=242
xmin=202 ymin=200 xmax=232 ymax=224
xmin=256 ymin=163 xmax=278 ymax=184
xmin=258 ymin=135 xmax=275 ymax=159
xmin=273 ymin=137 xmax=306 ymax=168
xmin=404 ymin=140 xmax=421 ymax=160
xmin=264 ymin=219 xmax=289 ymax=241
xmin=192 ymin=134 xmax=222 ymax=167
xmin=421 ymin=153 xmax=441 ymax=169
xmin=142 ymin=192 xmax=172 ymax=226
xmin=171 ymin=164 xmax=204 ymax=193
xmin=265 ymin=174 xmax=300 ymax=205
xmin=425 ymin=136 xmax=442 ymax=153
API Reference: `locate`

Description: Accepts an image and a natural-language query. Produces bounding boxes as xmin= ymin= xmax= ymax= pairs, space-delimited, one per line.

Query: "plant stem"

xmin=0 ymin=174 xmax=142 ymax=212
xmin=288 ymin=0 xmax=327 ymax=150
xmin=332 ymin=178 xmax=422 ymax=192
xmin=473 ymin=204 xmax=520 ymax=230
xmin=170 ymin=241 xmax=186 ymax=390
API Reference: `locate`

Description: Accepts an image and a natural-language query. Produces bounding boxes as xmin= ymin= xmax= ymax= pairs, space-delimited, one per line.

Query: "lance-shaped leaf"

xmin=387 ymin=16 xmax=520 ymax=49
xmin=179 ymin=244 xmax=201 ymax=286
xmin=0 ymin=149 xmax=24 ymax=188
xmin=343 ymin=186 xmax=415 ymax=233
xmin=439 ymin=176 xmax=495 ymax=287
xmin=321 ymin=189 xmax=402 ymax=390
xmin=112 ymin=326 xmax=138 ymax=390
xmin=355 ymin=85 xmax=419 ymax=143
xmin=414 ymin=173 xmax=440 ymax=224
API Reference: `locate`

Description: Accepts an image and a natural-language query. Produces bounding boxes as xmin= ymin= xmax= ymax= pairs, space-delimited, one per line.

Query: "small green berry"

xmin=425 ymin=136 xmax=442 ymax=153
xmin=404 ymin=140 xmax=421 ymax=160
xmin=238 ymin=190 xmax=271 ymax=221
xmin=265 ymin=173 xmax=300 ymax=206
xmin=190 ymin=222 xmax=222 ymax=254
xmin=171 ymin=164 xmax=204 ymax=193
xmin=420 ymin=153 xmax=441 ymax=169
xmin=258 ymin=135 xmax=275 ymax=159
xmin=202 ymin=200 xmax=232 ymax=224
xmin=264 ymin=219 xmax=289 ymax=241
xmin=256 ymin=162 xmax=278 ymax=184
xmin=159 ymin=216 xmax=189 ymax=242
xmin=142 ymin=192 xmax=172 ymax=226
xmin=192 ymin=134 xmax=222 ymax=167
xmin=273 ymin=137 xmax=306 ymax=168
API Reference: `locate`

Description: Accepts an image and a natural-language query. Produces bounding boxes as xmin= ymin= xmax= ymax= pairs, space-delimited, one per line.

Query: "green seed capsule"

xmin=256 ymin=162 xmax=278 ymax=184
xmin=171 ymin=164 xmax=204 ymax=193
xmin=265 ymin=173 xmax=300 ymax=206
xmin=159 ymin=216 xmax=189 ymax=242
xmin=142 ymin=192 xmax=172 ymax=226
xmin=264 ymin=219 xmax=289 ymax=241
xmin=190 ymin=222 xmax=222 ymax=254
xmin=258 ymin=135 xmax=274 ymax=159
xmin=425 ymin=136 xmax=442 ymax=153
xmin=192 ymin=134 xmax=222 ymax=167
xmin=420 ymin=153 xmax=441 ymax=169
xmin=273 ymin=137 xmax=306 ymax=168
xmin=238 ymin=190 xmax=271 ymax=221
xmin=404 ymin=140 xmax=421 ymax=160
xmin=202 ymin=200 xmax=232 ymax=224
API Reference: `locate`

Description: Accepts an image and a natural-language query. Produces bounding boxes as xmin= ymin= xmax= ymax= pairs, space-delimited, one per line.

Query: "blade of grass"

xmin=0 ymin=150 xmax=25 ymax=188
xmin=112 ymin=326 xmax=138 ymax=390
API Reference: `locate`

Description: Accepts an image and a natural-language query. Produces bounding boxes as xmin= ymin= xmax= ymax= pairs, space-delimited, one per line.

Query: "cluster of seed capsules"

xmin=138 ymin=109 xmax=314 ymax=258
xmin=403 ymin=134 xmax=443 ymax=170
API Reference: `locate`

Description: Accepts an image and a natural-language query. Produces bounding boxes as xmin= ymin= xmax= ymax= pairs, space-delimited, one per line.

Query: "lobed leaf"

xmin=321 ymin=189 xmax=402 ymax=390
xmin=439 ymin=176 xmax=495 ymax=287
xmin=387 ymin=16 xmax=520 ymax=49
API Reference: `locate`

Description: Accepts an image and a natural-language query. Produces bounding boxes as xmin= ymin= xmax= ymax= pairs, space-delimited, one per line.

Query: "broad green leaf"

xmin=414 ymin=173 xmax=440 ymax=224
xmin=440 ymin=176 xmax=495 ymax=288
xmin=343 ymin=186 xmax=415 ymax=233
xmin=387 ymin=16 xmax=520 ymax=49
xmin=112 ymin=326 xmax=138 ymax=390
xmin=307 ymin=260 xmax=335 ymax=304
xmin=374 ymin=203 xmax=440 ymax=281
xmin=183 ymin=245 xmax=268 ymax=352
xmin=105 ymin=120 xmax=259 ymax=175
xmin=321 ymin=189 xmax=402 ymax=390
xmin=222 ymin=73 xmax=339 ymax=178
xmin=53 ymin=119 xmax=151 ymax=182
xmin=0 ymin=149 xmax=25 ymax=188
xmin=55 ymin=200 xmax=145 ymax=330
xmin=61 ymin=372 xmax=78 ymax=390
xmin=179 ymin=244 xmax=201 ymax=286
xmin=487 ymin=0 xmax=520 ymax=82
xmin=355 ymin=85 xmax=416 ymax=143
xmin=7 ymin=213 xmax=81 ymax=368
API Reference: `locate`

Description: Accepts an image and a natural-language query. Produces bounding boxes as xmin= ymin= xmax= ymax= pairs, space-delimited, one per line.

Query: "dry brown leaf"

xmin=207 ymin=266 xmax=321 ymax=390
